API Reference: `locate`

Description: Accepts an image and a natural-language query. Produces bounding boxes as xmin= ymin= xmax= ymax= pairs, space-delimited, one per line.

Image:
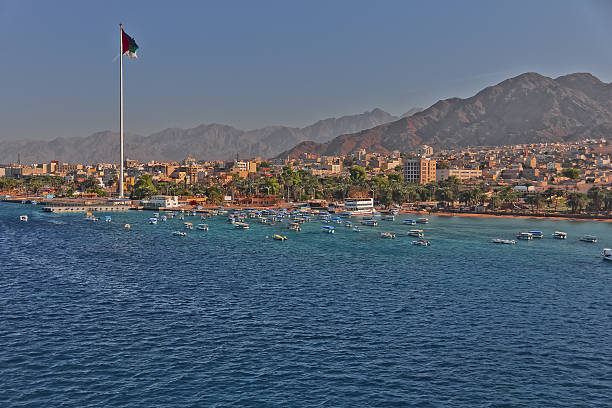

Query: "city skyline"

xmin=2 ymin=0 xmax=612 ymax=141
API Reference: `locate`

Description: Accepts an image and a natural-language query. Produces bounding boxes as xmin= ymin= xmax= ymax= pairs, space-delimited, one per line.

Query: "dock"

xmin=42 ymin=206 xmax=131 ymax=213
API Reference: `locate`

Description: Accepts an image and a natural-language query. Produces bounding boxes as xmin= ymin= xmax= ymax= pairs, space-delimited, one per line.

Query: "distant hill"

xmin=280 ymin=72 xmax=612 ymax=158
xmin=0 ymin=108 xmax=402 ymax=163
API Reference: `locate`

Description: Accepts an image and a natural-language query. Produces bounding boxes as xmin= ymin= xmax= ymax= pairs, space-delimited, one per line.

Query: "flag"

xmin=121 ymin=29 xmax=139 ymax=58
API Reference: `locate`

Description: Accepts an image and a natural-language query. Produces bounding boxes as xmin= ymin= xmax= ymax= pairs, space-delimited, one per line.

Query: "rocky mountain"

xmin=0 ymin=108 xmax=401 ymax=164
xmin=280 ymin=72 xmax=612 ymax=158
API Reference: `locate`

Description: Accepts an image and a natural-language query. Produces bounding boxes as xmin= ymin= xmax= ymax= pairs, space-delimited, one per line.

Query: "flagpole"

xmin=119 ymin=23 xmax=124 ymax=198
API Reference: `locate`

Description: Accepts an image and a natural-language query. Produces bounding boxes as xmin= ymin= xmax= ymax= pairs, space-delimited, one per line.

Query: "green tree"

xmin=349 ymin=166 xmax=366 ymax=183
xmin=566 ymin=192 xmax=588 ymax=213
xmin=562 ymin=167 xmax=580 ymax=180
xmin=587 ymin=187 xmax=604 ymax=212
xmin=130 ymin=175 xmax=157 ymax=200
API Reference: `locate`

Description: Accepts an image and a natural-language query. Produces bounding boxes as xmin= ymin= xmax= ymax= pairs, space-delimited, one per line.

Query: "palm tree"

xmin=566 ymin=192 xmax=588 ymax=214
xmin=587 ymin=187 xmax=604 ymax=213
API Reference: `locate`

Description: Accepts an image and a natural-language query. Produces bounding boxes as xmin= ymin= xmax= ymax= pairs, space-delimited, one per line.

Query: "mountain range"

xmin=281 ymin=72 xmax=612 ymax=158
xmin=0 ymin=108 xmax=414 ymax=164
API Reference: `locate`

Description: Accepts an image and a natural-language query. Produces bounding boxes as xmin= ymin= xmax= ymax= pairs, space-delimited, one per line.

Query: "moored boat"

xmin=361 ymin=219 xmax=378 ymax=227
xmin=322 ymin=225 xmax=335 ymax=234
xmin=19 ymin=215 xmax=28 ymax=222
xmin=516 ymin=232 xmax=533 ymax=240
xmin=172 ymin=231 xmax=187 ymax=237
xmin=417 ymin=218 xmax=429 ymax=224
xmin=580 ymin=235 xmax=597 ymax=243
xmin=491 ymin=238 xmax=516 ymax=244
xmin=382 ymin=215 xmax=395 ymax=221
xmin=380 ymin=232 xmax=396 ymax=239
xmin=408 ymin=229 xmax=424 ymax=238
xmin=149 ymin=217 xmax=158 ymax=225
xmin=528 ymin=230 xmax=544 ymax=239
xmin=602 ymin=248 xmax=612 ymax=261
xmin=403 ymin=219 xmax=416 ymax=225
xmin=234 ymin=222 xmax=250 ymax=230
xmin=288 ymin=222 xmax=301 ymax=231
xmin=196 ymin=223 xmax=209 ymax=231
xmin=552 ymin=231 xmax=567 ymax=239
xmin=184 ymin=222 xmax=194 ymax=230
xmin=273 ymin=234 xmax=288 ymax=241
xmin=412 ymin=240 xmax=430 ymax=246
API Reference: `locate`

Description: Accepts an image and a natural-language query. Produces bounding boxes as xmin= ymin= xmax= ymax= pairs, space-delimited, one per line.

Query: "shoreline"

xmin=403 ymin=210 xmax=612 ymax=222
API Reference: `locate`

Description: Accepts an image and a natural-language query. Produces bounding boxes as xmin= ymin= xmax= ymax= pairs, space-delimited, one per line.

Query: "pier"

xmin=42 ymin=206 xmax=130 ymax=213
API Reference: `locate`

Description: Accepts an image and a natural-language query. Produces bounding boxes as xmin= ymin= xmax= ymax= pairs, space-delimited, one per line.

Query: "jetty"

xmin=42 ymin=205 xmax=130 ymax=213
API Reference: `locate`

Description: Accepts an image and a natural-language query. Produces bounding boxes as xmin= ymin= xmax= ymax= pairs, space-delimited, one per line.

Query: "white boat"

xmin=528 ymin=230 xmax=544 ymax=239
xmin=552 ymin=231 xmax=567 ymax=239
xmin=408 ymin=229 xmax=424 ymax=238
xmin=380 ymin=232 xmax=395 ymax=239
xmin=153 ymin=212 xmax=160 ymax=218
xmin=580 ymin=235 xmax=597 ymax=243
xmin=234 ymin=222 xmax=250 ymax=230
xmin=403 ymin=219 xmax=416 ymax=225
xmin=105 ymin=216 xmax=112 ymax=223
xmin=352 ymin=227 xmax=361 ymax=232
xmin=184 ymin=222 xmax=194 ymax=230
xmin=322 ymin=225 xmax=335 ymax=234
xmin=149 ymin=217 xmax=158 ymax=225
xmin=172 ymin=231 xmax=187 ymax=237
xmin=412 ymin=240 xmax=430 ymax=246
xmin=19 ymin=215 xmax=28 ymax=222
xmin=491 ymin=238 xmax=516 ymax=244
xmin=160 ymin=215 xmax=167 ymax=222
xmin=196 ymin=223 xmax=209 ymax=231
xmin=602 ymin=248 xmax=612 ymax=261
xmin=361 ymin=219 xmax=378 ymax=227
xmin=288 ymin=222 xmax=301 ymax=231
xmin=382 ymin=215 xmax=395 ymax=221
xmin=417 ymin=218 xmax=429 ymax=224
xmin=516 ymin=232 xmax=533 ymax=240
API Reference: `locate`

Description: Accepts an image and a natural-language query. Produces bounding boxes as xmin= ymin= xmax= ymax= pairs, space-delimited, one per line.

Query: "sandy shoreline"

xmin=402 ymin=210 xmax=612 ymax=222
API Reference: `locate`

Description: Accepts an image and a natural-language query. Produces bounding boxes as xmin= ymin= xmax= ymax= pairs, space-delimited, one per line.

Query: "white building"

xmin=344 ymin=197 xmax=374 ymax=215
xmin=142 ymin=195 xmax=180 ymax=209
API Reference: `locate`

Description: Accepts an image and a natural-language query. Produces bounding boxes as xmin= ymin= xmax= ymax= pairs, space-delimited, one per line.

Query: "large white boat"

xmin=602 ymin=248 xmax=612 ymax=261
xmin=552 ymin=231 xmax=567 ymax=239
xmin=234 ymin=222 xmax=250 ymax=230
xmin=516 ymin=232 xmax=533 ymax=240
xmin=344 ymin=197 xmax=374 ymax=215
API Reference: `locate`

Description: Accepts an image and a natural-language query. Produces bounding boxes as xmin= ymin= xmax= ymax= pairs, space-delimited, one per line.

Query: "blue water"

xmin=1 ymin=202 xmax=612 ymax=407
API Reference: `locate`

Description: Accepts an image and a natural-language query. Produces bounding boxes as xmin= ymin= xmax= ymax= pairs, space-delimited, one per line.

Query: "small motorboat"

xmin=408 ymin=229 xmax=424 ymax=238
xmin=153 ymin=212 xmax=160 ymax=218
xmin=528 ymin=230 xmax=544 ymax=239
xmin=516 ymin=232 xmax=533 ymax=240
xmin=184 ymin=222 xmax=194 ymax=230
xmin=602 ymin=248 xmax=612 ymax=261
xmin=149 ymin=217 xmax=158 ymax=225
xmin=580 ymin=235 xmax=597 ymax=243
xmin=492 ymin=238 xmax=516 ymax=244
xmin=403 ymin=219 xmax=416 ymax=225
xmin=196 ymin=223 xmax=209 ymax=231
xmin=382 ymin=215 xmax=395 ymax=221
xmin=322 ymin=225 xmax=335 ymax=234
xmin=172 ymin=231 xmax=187 ymax=237
xmin=417 ymin=218 xmax=429 ymax=224
xmin=160 ymin=215 xmax=167 ymax=222
xmin=273 ymin=234 xmax=288 ymax=241
xmin=124 ymin=224 xmax=131 ymax=229
xmin=412 ymin=240 xmax=431 ymax=246
xmin=288 ymin=222 xmax=301 ymax=231
xmin=234 ymin=222 xmax=250 ymax=229
xmin=19 ymin=215 xmax=28 ymax=222
xmin=380 ymin=232 xmax=396 ymax=239
xmin=352 ymin=227 xmax=361 ymax=232
xmin=361 ymin=219 xmax=378 ymax=227
xmin=552 ymin=231 xmax=567 ymax=240
xmin=105 ymin=216 xmax=112 ymax=223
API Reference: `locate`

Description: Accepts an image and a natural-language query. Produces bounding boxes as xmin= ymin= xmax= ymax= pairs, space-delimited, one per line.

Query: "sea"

xmin=1 ymin=202 xmax=611 ymax=407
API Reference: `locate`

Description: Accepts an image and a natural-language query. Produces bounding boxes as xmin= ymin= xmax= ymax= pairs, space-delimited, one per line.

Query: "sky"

xmin=1 ymin=0 xmax=612 ymax=141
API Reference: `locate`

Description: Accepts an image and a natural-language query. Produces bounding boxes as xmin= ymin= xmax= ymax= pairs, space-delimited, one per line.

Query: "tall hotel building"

xmin=403 ymin=158 xmax=437 ymax=185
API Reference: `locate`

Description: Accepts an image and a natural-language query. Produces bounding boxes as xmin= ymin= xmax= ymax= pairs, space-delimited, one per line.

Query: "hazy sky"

xmin=2 ymin=0 xmax=612 ymax=141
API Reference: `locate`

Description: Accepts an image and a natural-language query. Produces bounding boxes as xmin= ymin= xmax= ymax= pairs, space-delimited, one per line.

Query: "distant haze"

xmin=1 ymin=1 xmax=612 ymax=141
